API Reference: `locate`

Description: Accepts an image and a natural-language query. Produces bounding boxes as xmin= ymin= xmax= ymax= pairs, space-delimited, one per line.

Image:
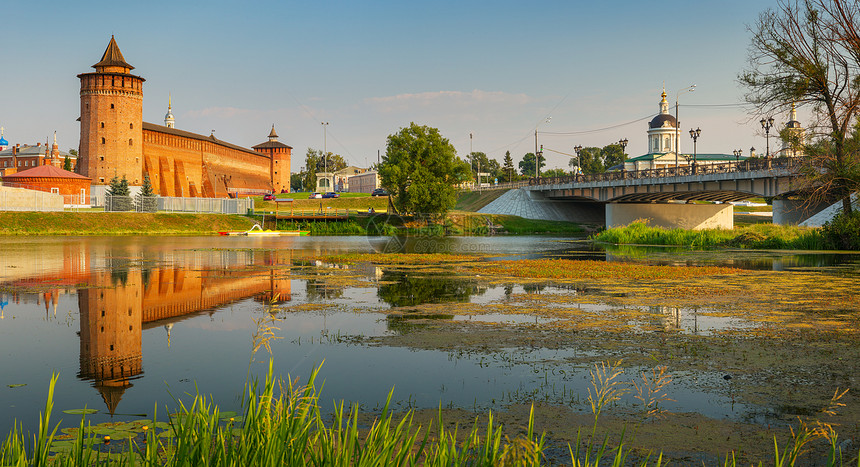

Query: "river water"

xmin=0 ymin=235 xmax=856 ymax=439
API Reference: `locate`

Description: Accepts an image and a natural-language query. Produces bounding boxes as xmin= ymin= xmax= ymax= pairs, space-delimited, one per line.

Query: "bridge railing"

xmin=519 ymin=157 xmax=805 ymax=188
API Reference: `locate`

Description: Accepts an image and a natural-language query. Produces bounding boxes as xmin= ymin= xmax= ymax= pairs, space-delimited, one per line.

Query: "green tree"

xmin=136 ymin=173 xmax=157 ymax=212
xmin=105 ymin=175 xmax=133 ymax=211
xmin=303 ymin=148 xmax=349 ymax=191
xmin=468 ymin=152 xmax=502 ymax=184
xmin=290 ymin=172 xmax=304 ymax=192
xmin=518 ymin=152 xmax=545 ymax=177
xmin=573 ymin=147 xmax=606 ymax=175
xmin=741 ymin=0 xmax=860 ymax=214
xmin=602 ymin=143 xmax=627 ymax=170
xmin=541 ymin=168 xmax=568 ymax=178
xmin=378 ymin=123 xmax=470 ymax=216
xmin=502 ymin=151 xmax=516 ymax=182
xmin=63 ymin=155 xmax=71 ymax=171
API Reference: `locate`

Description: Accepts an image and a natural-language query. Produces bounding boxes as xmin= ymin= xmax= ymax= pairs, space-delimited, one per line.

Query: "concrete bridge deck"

xmin=475 ymin=158 xmax=824 ymax=228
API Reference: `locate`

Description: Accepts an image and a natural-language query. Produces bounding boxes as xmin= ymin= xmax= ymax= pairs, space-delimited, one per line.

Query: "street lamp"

xmin=733 ymin=149 xmax=742 ymax=163
xmin=321 ymin=122 xmax=329 ymax=191
xmin=618 ymin=138 xmax=628 ymax=160
xmin=689 ymin=127 xmax=701 ymax=168
xmin=675 ymin=85 xmax=696 ymax=169
xmin=534 ymin=117 xmax=550 ymax=179
xmin=536 ymin=145 xmax=543 ymax=179
xmin=574 ymin=145 xmax=582 ymax=174
xmin=760 ymin=116 xmax=775 ymax=158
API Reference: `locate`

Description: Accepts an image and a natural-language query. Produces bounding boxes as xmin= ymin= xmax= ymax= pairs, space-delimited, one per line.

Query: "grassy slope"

xmin=254 ymin=193 xmax=389 ymax=212
xmin=0 ymin=212 xmax=257 ymax=235
xmin=454 ymin=189 xmax=510 ymax=212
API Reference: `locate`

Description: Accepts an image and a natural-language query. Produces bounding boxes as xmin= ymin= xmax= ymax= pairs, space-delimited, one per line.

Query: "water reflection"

xmin=2 ymin=240 xmax=294 ymax=416
xmin=377 ymin=271 xmax=486 ymax=307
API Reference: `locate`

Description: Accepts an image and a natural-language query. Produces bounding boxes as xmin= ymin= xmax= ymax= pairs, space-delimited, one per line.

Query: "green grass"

xmin=454 ymin=189 xmax=510 ymax=212
xmin=253 ymin=194 xmax=389 ymax=212
xmin=0 ymin=212 xmax=257 ymax=235
xmin=1 ymin=363 xmax=548 ymax=466
xmin=592 ymin=221 xmax=826 ymax=249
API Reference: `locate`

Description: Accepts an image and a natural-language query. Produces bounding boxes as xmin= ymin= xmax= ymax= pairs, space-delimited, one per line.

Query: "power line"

xmin=540 ymin=114 xmax=652 ymax=136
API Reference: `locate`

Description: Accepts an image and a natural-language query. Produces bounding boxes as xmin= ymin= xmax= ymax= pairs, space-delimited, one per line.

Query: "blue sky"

xmin=2 ymin=0 xmax=789 ymax=172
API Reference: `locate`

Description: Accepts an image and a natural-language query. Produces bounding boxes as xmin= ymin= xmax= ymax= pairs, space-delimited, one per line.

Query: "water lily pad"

xmin=231 ymin=428 xmax=244 ymax=437
xmin=62 ymin=408 xmax=98 ymax=415
xmin=157 ymin=430 xmax=176 ymax=438
xmin=218 ymin=411 xmax=238 ymax=419
xmin=153 ymin=421 xmax=170 ymax=430
xmin=7 ymin=383 xmax=26 ymax=388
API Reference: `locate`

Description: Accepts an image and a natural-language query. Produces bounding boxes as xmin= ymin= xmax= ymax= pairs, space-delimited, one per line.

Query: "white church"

xmin=623 ymin=91 xmax=804 ymax=171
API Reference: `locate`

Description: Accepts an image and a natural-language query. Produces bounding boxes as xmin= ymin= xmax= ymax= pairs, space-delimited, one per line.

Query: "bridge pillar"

xmin=606 ymin=202 xmax=733 ymax=230
xmin=772 ymin=198 xmax=833 ymax=225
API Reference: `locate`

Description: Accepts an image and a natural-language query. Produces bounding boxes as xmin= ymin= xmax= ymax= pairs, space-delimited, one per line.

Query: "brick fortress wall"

xmin=142 ymin=124 xmax=273 ymax=197
xmin=79 ymin=37 xmax=283 ymax=198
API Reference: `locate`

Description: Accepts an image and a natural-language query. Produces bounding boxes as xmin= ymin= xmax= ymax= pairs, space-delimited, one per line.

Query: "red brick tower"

xmin=78 ymin=36 xmax=145 ymax=188
xmin=253 ymin=125 xmax=292 ymax=193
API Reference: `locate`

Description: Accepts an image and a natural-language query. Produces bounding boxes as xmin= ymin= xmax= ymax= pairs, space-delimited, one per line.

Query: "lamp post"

xmin=760 ymin=117 xmax=774 ymax=158
xmin=675 ymin=85 xmax=696 ymax=169
xmin=733 ymin=149 xmax=742 ymax=164
xmin=618 ymin=138 xmax=628 ymax=164
xmin=534 ymin=117 xmax=550 ymax=180
xmin=574 ymin=145 xmax=582 ymax=175
xmin=536 ymin=145 xmax=543 ymax=179
xmin=689 ymin=127 xmax=701 ymax=172
xmin=321 ymin=122 xmax=329 ymax=191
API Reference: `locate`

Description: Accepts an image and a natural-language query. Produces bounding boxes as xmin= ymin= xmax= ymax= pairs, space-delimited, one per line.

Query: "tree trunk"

xmin=843 ymin=195 xmax=853 ymax=216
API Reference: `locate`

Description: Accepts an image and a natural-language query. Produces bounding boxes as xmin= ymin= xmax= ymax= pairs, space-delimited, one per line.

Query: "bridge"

xmin=476 ymin=158 xmax=830 ymax=229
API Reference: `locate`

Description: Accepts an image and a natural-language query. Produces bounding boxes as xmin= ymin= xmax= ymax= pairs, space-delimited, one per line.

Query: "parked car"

xmin=263 ymin=194 xmax=275 ymax=201
xmin=371 ymin=188 xmax=389 ymax=197
xmin=322 ymin=192 xmax=340 ymax=199
xmin=308 ymin=192 xmax=322 ymax=199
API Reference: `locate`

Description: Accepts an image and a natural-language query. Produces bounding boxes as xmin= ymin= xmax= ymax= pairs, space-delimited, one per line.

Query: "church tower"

xmin=647 ymin=90 xmax=678 ymax=154
xmin=781 ymin=103 xmax=805 ymax=157
xmin=164 ymin=96 xmax=175 ymax=128
xmin=78 ymin=36 xmax=145 ymax=190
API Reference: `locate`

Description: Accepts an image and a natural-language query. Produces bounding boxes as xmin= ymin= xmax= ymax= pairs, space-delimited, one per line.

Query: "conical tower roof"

xmin=92 ymin=35 xmax=134 ymax=71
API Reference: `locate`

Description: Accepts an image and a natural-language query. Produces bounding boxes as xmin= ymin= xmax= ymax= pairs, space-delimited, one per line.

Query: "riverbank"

xmin=0 ymin=212 xmax=257 ymax=235
xmin=0 ymin=211 xmax=585 ymax=236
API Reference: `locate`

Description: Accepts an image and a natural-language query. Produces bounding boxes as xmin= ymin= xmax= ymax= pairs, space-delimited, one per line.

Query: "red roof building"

xmin=2 ymin=165 xmax=92 ymax=205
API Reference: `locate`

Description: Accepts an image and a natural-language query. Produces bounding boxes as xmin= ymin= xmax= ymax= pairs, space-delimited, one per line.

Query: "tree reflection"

xmin=377 ymin=271 xmax=485 ymax=307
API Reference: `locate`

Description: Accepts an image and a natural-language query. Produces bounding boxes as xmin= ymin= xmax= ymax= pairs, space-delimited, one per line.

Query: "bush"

xmin=821 ymin=210 xmax=860 ymax=250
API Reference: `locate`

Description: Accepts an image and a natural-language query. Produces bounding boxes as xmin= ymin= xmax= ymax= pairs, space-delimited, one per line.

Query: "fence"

xmin=102 ymin=195 xmax=253 ymax=214
xmin=0 ymin=185 xmax=64 ymax=212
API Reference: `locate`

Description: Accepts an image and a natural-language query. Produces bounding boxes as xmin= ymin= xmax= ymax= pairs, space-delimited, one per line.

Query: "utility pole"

xmin=321 ymin=122 xmax=329 ymax=191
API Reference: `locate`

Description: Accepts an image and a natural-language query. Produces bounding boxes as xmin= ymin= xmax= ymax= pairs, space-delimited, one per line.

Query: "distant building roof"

xmin=0 ymin=145 xmax=72 ymax=158
xmin=142 ymin=122 xmax=265 ymax=158
xmin=252 ymin=140 xmax=292 ymax=150
xmin=2 ymin=164 xmax=90 ymax=180
xmin=93 ymin=35 xmax=134 ymax=71
xmin=648 ymin=114 xmax=677 ymax=129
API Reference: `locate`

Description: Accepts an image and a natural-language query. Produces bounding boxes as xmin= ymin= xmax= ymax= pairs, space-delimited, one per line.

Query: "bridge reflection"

xmin=0 ymin=241 xmax=293 ymax=415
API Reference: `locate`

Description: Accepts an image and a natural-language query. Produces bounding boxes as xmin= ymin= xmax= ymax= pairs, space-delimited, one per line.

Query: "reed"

xmin=1 ymin=362 xmax=547 ymax=466
xmin=592 ymin=220 xmax=826 ymax=250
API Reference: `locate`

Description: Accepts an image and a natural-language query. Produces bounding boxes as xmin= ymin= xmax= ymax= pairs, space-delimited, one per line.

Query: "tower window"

xmin=129 ymin=139 xmax=133 ymax=146
xmin=129 ymin=123 xmax=133 ymax=129
xmin=110 ymin=104 xmax=115 ymax=109
xmin=101 ymin=138 xmax=105 ymax=144
xmin=101 ymin=122 xmax=105 ymax=128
